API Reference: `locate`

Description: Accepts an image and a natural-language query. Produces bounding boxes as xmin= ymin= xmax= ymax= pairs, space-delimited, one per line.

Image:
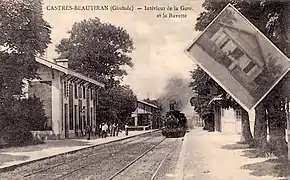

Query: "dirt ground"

xmin=177 ymin=128 xmax=289 ymax=180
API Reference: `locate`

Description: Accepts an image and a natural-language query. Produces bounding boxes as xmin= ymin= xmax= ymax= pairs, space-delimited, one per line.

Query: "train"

xmin=162 ymin=109 xmax=187 ymax=138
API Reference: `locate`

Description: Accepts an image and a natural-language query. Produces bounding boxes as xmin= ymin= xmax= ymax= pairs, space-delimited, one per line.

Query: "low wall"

xmin=31 ymin=131 xmax=59 ymax=140
xmin=128 ymin=126 xmax=149 ymax=131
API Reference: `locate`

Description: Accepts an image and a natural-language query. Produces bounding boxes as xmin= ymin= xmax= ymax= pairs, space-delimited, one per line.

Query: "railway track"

xmin=109 ymin=138 xmax=179 ymax=180
xmin=22 ymin=136 xmax=153 ymax=178
xmin=21 ymin=131 xmax=164 ymax=180
xmin=150 ymin=152 xmax=170 ymax=180
xmin=106 ymin=137 xmax=167 ymax=180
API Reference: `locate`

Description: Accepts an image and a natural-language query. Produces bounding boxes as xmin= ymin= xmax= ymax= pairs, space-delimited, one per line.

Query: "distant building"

xmin=25 ymin=57 xmax=105 ymax=139
xmin=208 ymin=95 xmax=255 ymax=135
xmin=213 ymin=107 xmax=243 ymax=134
xmin=131 ymin=100 xmax=160 ymax=129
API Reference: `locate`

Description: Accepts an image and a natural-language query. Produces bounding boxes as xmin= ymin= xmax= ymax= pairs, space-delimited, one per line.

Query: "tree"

xmin=20 ymin=96 xmax=48 ymax=131
xmin=194 ymin=0 xmax=290 ymax=156
xmin=0 ymin=0 xmax=51 ymax=97
xmin=55 ymin=18 xmax=134 ymax=87
xmin=189 ymin=67 xmax=216 ymax=131
xmin=97 ymin=85 xmax=137 ymax=126
xmin=0 ymin=0 xmax=51 ymax=146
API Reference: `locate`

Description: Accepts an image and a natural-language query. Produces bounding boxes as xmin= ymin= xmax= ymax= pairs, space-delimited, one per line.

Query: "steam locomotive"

xmin=162 ymin=104 xmax=187 ymax=138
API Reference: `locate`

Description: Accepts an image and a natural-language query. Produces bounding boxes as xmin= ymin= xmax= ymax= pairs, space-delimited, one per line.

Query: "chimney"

xmin=55 ymin=59 xmax=69 ymax=68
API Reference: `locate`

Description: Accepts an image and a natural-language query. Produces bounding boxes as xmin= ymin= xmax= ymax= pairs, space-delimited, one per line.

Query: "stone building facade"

xmin=26 ymin=57 xmax=104 ymax=139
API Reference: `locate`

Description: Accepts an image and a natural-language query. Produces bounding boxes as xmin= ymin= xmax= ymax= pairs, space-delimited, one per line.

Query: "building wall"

xmin=61 ymin=79 xmax=97 ymax=138
xmin=28 ymin=65 xmax=62 ymax=139
xmin=217 ymin=107 xmax=255 ymax=135
xmin=132 ymin=101 xmax=158 ymax=127
xmin=28 ymin=64 xmax=98 ymax=139
xmin=220 ymin=108 xmax=241 ymax=134
xmin=51 ymin=71 xmax=62 ymax=138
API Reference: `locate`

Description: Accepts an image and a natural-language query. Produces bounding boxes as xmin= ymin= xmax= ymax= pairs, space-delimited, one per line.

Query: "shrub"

xmin=20 ymin=96 xmax=48 ymax=131
xmin=2 ymin=125 xmax=33 ymax=146
xmin=0 ymin=96 xmax=47 ymax=147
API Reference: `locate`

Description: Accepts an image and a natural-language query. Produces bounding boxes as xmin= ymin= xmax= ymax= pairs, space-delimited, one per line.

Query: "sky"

xmin=42 ymin=0 xmax=204 ymax=100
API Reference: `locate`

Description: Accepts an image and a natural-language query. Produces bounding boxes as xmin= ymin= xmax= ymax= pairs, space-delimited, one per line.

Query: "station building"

xmin=131 ymin=100 xmax=160 ymax=129
xmin=25 ymin=57 xmax=105 ymax=139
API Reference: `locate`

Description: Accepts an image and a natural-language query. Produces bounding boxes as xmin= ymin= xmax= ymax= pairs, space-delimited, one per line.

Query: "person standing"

xmin=125 ymin=124 xmax=129 ymax=136
xmin=104 ymin=123 xmax=108 ymax=138
xmin=86 ymin=125 xmax=91 ymax=140
xmin=112 ymin=123 xmax=116 ymax=136
xmin=116 ymin=123 xmax=119 ymax=136
xmin=110 ymin=123 xmax=114 ymax=136
xmin=99 ymin=123 xmax=102 ymax=137
xmin=101 ymin=123 xmax=106 ymax=138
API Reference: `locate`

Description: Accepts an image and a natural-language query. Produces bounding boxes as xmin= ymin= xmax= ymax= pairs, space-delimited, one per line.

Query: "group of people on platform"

xmin=99 ymin=122 xmax=119 ymax=138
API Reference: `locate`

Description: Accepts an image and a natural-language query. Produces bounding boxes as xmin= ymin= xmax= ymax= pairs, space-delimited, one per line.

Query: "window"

xmin=69 ymin=106 xmax=73 ymax=130
xmin=90 ymin=107 xmax=93 ymax=125
xmin=64 ymin=81 xmax=67 ymax=97
xmin=83 ymin=86 xmax=86 ymax=99
xmin=235 ymin=109 xmax=242 ymax=121
xmin=220 ymin=38 xmax=230 ymax=49
xmin=214 ymin=32 xmax=227 ymax=46
xmin=66 ymin=82 xmax=69 ymax=97
xmin=220 ymin=55 xmax=232 ymax=68
xmin=74 ymin=84 xmax=78 ymax=98
xmin=230 ymin=47 xmax=244 ymax=60
xmin=64 ymin=104 xmax=69 ymax=130
xmin=79 ymin=106 xmax=82 ymax=130
xmin=74 ymin=105 xmax=78 ymax=130
xmin=82 ymin=106 xmax=86 ymax=128
xmin=243 ymin=61 xmax=256 ymax=74
xmin=78 ymin=86 xmax=82 ymax=98
xmin=91 ymin=89 xmax=93 ymax=100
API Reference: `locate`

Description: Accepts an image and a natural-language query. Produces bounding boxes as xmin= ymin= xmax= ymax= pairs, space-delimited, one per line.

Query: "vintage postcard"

xmin=0 ymin=0 xmax=289 ymax=180
xmin=186 ymin=4 xmax=290 ymax=111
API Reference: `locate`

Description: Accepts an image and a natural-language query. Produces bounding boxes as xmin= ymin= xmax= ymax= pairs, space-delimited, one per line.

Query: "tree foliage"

xmin=0 ymin=96 xmax=47 ymax=146
xmin=0 ymin=0 xmax=51 ymax=146
xmin=20 ymin=96 xmax=49 ymax=131
xmin=97 ymin=85 xmax=137 ymax=125
xmin=0 ymin=0 xmax=51 ymax=97
xmin=55 ymin=18 xmax=134 ymax=87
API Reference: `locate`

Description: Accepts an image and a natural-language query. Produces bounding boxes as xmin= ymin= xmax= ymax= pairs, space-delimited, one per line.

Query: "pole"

xmin=286 ymin=97 xmax=290 ymax=162
xmin=95 ymin=88 xmax=99 ymax=135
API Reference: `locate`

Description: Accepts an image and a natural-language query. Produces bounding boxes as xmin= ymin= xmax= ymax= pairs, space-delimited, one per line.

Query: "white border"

xmin=185 ymin=3 xmax=290 ymax=112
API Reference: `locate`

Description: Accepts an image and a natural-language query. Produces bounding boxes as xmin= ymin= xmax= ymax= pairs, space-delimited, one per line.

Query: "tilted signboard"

xmin=186 ymin=3 xmax=290 ymax=111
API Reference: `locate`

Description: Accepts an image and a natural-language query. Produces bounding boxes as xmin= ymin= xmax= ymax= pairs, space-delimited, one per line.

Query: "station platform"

xmin=0 ymin=130 xmax=154 ymax=172
xmin=174 ymin=128 xmax=288 ymax=180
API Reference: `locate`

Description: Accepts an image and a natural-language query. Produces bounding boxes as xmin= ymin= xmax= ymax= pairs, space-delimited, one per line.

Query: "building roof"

xmin=218 ymin=23 xmax=265 ymax=67
xmin=36 ymin=57 xmax=105 ymax=88
xmin=137 ymin=100 xmax=158 ymax=109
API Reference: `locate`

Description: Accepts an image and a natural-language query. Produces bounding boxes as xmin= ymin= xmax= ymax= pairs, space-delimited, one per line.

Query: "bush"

xmin=2 ymin=125 xmax=34 ymax=146
xmin=0 ymin=97 xmax=47 ymax=148
xmin=20 ymin=96 xmax=48 ymax=131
